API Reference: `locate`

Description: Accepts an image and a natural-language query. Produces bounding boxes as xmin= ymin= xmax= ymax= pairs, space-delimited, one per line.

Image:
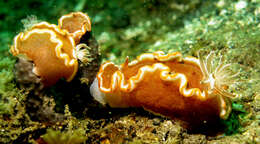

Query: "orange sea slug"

xmin=11 ymin=22 xmax=78 ymax=87
xmin=90 ymin=51 xmax=237 ymax=125
xmin=58 ymin=12 xmax=91 ymax=44
xmin=10 ymin=12 xmax=94 ymax=87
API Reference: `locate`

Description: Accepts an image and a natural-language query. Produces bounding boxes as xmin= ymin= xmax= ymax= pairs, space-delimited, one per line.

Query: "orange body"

xmin=11 ymin=22 xmax=78 ymax=86
xmin=91 ymin=51 xmax=232 ymax=125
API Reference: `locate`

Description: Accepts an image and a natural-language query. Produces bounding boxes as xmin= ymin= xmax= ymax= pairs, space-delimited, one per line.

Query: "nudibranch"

xmin=11 ymin=12 xmax=98 ymax=87
xmin=58 ymin=12 xmax=91 ymax=44
xmin=90 ymin=51 xmax=237 ymax=124
xmin=11 ymin=22 xmax=78 ymax=87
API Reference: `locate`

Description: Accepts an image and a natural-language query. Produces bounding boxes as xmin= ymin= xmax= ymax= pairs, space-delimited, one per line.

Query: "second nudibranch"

xmin=90 ymin=51 xmax=237 ymax=124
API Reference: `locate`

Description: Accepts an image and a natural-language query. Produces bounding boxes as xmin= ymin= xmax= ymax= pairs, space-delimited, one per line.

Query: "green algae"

xmin=40 ymin=106 xmax=88 ymax=144
xmin=0 ymin=57 xmax=16 ymax=115
xmin=0 ymin=56 xmax=41 ymax=143
xmin=221 ymin=102 xmax=248 ymax=135
xmin=41 ymin=128 xmax=86 ymax=144
xmin=0 ymin=0 xmax=259 ymax=143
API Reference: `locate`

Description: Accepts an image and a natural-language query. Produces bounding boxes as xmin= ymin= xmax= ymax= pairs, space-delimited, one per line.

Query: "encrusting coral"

xmin=90 ymin=51 xmax=237 ymax=125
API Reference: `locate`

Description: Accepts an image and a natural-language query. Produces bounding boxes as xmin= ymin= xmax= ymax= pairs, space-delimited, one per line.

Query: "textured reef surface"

xmin=0 ymin=0 xmax=259 ymax=143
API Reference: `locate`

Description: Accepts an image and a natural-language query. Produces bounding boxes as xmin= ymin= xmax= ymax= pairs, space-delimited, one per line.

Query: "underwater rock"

xmin=14 ymin=57 xmax=44 ymax=93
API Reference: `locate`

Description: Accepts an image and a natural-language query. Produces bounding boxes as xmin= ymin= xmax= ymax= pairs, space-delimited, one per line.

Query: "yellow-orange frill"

xmin=58 ymin=12 xmax=91 ymax=43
